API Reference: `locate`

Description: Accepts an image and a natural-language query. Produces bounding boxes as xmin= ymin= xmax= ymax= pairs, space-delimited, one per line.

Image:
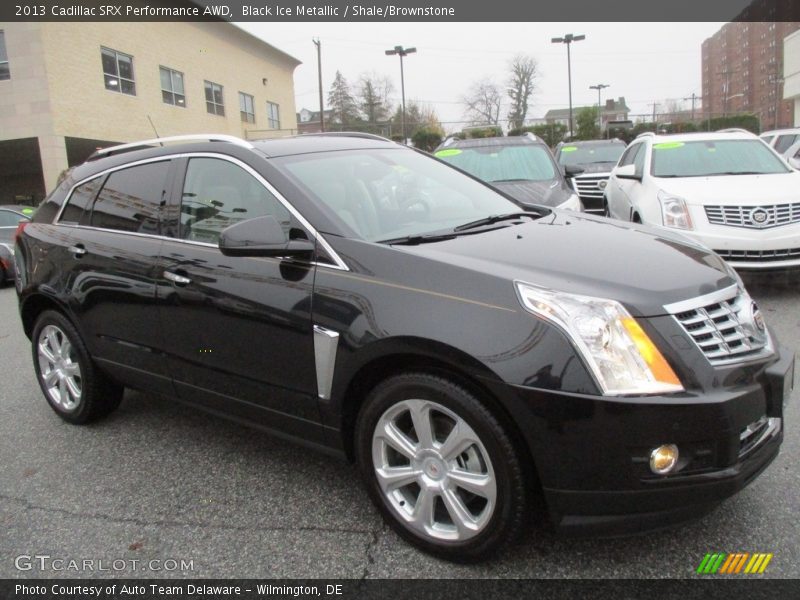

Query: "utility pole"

xmin=770 ymin=74 xmax=785 ymax=129
xmin=648 ymin=102 xmax=659 ymax=128
xmin=312 ymin=38 xmax=324 ymax=133
xmin=683 ymin=93 xmax=699 ymax=121
xmin=589 ymin=83 xmax=610 ymax=135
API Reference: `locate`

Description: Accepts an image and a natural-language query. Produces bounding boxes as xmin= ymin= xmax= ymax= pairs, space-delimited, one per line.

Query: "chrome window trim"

xmin=662 ymin=283 xmax=739 ymax=315
xmin=53 ymin=152 xmax=349 ymax=271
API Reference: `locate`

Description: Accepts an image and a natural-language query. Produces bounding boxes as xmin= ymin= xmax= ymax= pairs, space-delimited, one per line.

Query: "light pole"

xmin=313 ymin=38 xmax=324 ymax=132
xmin=589 ymin=83 xmax=609 ymax=135
xmin=551 ymin=33 xmax=585 ymax=139
xmin=385 ymin=45 xmax=416 ymax=143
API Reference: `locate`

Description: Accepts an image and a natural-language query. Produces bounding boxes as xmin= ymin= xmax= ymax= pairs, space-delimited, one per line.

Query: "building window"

xmin=0 ymin=30 xmax=10 ymax=80
xmin=239 ymin=92 xmax=255 ymax=123
xmin=267 ymin=101 xmax=280 ymax=129
xmin=205 ymin=81 xmax=224 ymax=116
xmin=160 ymin=66 xmax=185 ymax=107
xmin=101 ymin=47 xmax=135 ymax=95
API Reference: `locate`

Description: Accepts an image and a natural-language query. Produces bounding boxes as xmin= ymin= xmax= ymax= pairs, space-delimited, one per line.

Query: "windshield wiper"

xmin=712 ymin=171 xmax=770 ymax=176
xmin=378 ymin=232 xmax=458 ymax=246
xmin=490 ymin=178 xmax=535 ymax=183
xmin=454 ymin=212 xmax=539 ymax=232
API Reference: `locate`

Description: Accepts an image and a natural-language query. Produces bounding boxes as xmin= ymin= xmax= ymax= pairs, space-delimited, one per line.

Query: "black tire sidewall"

xmin=31 ymin=310 xmax=98 ymax=424
xmin=355 ymin=373 xmax=525 ymax=561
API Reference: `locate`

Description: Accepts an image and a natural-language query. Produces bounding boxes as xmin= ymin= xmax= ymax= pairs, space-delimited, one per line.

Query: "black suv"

xmin=16 ymin=133 xmax=794 ymax=561
xmin=434 ymin=134 xmax=582 ymax=211
xmin=554 ymin=139 xmax=627 ymax=215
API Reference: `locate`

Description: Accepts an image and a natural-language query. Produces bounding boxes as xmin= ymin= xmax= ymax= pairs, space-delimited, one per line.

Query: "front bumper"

xmin=493 ymin=344 xmax=794 ymax=536
xmin=679 ymin=215 xmax=800 ymax=269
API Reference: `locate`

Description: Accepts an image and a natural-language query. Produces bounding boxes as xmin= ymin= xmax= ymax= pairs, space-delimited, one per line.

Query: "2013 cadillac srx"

xmin=15 ymin=133 xmax=794 ymax=561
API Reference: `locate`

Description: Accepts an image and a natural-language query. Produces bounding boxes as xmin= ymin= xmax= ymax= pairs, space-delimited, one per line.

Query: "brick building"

xmin=701 ymin=19 xmax=800 ymax=129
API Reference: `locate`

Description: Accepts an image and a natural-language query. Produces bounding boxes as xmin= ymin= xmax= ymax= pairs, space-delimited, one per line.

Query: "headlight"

xmin=557 ymin=194 xmax=582 ymax=212
xmin=658 ymin=190 xmax=693 ymax=230
xmin=515 ymin=282 xmax=684 ymax=395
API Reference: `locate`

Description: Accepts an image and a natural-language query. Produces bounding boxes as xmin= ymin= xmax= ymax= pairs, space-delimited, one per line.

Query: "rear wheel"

xmin=355 ymin=373 xmax=528 ymax=562
xmin=31 ymin=310 xmax=123 ymax=424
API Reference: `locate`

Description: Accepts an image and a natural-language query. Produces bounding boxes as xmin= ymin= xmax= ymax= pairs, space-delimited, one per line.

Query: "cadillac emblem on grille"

xmin=749 ymin=208 xmax=769 ymax=227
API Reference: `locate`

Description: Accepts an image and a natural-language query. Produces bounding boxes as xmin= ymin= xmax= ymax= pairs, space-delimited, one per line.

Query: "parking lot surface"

xmin=0 ymin=275 xmax=798 ymax=579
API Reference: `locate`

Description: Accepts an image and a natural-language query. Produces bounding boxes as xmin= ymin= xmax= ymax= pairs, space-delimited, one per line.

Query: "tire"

xmin=355 ymin=372 xmax=528 ymax=562
xmin=31 ymin=310 xmax=123 ymax=424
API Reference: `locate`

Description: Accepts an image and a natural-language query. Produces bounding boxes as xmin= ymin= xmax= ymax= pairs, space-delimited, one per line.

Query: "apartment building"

xmin=0 ymin=21 xmax=300 ymax=204
xmin=701 ymin=20 xmax=800 ymax=129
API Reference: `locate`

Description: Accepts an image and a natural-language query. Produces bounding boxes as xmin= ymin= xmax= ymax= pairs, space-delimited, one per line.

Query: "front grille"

xmin=667 ymin=286 xmax=772 ymax=365
xmin=714 ymin=247 xmax=800 ymax=263
xmin=571 ymin=175 xmax=608 ymax=213
xmin=705 ymin=203 xmax=800 ymax=229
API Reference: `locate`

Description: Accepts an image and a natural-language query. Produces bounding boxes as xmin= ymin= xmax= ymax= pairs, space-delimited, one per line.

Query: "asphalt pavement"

xmin=0 ymin=274 xmax=798 ymax=579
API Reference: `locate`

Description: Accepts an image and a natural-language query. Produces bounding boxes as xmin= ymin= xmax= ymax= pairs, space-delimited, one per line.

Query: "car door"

xmin=607 ymin=142 xmax=643 ymax=220
xmin=157 ymin=154 xmax=325 ymax=444
xmin=57 ymin=159 xmax=175 ymax=395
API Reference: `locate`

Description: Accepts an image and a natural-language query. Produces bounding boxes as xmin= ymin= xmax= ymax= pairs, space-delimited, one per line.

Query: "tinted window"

xmin=557 ymin=143 xmax=625 ymax=167
xmin=0 ymin=209 xmax=25 ymax=227
xmin=650 ymin=140 xmax=790 ymax=177
xmin=180 ymin=158 xmax=291 ymax=244
xmin=436 ymin=144 xmax=556 ymax=182
xmin=61 ymin=177 xmax=103 ymax=224
xmin=276 ymin=148 xmax=524 ymax=242
xmin=774 ymin=134 xmax=799 ymax=154
xmin=90 ymin=161 xmax=170 ymax=233
xmin=618 ymin=143 xmax=642 ymax=167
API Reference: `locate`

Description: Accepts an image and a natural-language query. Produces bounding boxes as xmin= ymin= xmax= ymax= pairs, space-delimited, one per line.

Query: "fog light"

xmin=650 ymin=444 xmax=679 ymax=474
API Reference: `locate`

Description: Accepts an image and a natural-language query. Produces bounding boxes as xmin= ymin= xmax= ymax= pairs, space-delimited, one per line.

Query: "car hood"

xmin=653 ymin=172 xmax=800 ymax=205
xmin=573 ymin=161 xmax=616 ymax=175
xmin=402 ymin=212 xmax=735 ymax=317
xmin=490 ymin=179 xmax=574 ymax=208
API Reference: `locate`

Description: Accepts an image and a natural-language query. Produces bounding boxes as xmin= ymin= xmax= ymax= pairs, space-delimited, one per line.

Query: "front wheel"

xmin=355 ymin=373 xmax=528 ymax=562
xmin=31 ymin=310 xmax=123 ymax=424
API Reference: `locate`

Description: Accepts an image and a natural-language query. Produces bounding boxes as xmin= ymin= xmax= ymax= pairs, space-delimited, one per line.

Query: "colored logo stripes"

xmin=697 ymin=553 xmax=773 ymax=574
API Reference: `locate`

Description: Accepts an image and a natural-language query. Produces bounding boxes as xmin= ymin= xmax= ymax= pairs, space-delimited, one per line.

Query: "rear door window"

xmin=60 ymin=177 xmax=103 ymax=224
xmin=774 ymin=134 xmax=799 ymax=154
xmin=89 ymin=161 xmax=171 ymax=234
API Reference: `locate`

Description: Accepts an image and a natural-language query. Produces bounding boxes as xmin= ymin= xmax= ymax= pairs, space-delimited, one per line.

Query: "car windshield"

xmin=435 ymin=144 xmax=557 ymax=183
xmin=274 ymin=148 xmax=527 ymax=242
xmin=557 ymin=143 xmax=625 ymax=166
xmin=651 ymin=139 xmax=791 ymax=177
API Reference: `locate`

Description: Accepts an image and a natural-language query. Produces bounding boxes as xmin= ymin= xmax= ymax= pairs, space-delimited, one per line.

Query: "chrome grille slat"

xmin=666 ymin=286 xmax=772 ymax=365
xmin=714 ymin=247 xmax=800 ymax=263
xmin=705 ymin=202 xmax=800 ymax=229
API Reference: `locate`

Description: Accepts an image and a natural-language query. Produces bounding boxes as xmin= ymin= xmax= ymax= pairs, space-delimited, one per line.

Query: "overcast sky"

xmin=238 ymin=22 xmax=725 ymax=132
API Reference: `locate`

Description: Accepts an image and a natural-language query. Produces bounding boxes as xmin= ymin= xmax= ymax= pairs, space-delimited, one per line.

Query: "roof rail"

xmin=635 ymin=131 xmax=656 ymax=139
xmin=523 ymin=132 xmax=547 ymax=144
xmin=87 ymin=134 xmax=254 ymax=161
xmin=716 ymin=128 xmax=753 ymax=134
xmin=302 ymin=132 xmax=393 ymax=142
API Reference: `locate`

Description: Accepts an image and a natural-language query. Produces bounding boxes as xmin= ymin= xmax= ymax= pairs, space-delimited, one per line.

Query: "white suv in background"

xmin=760 ymin=128 xmax=800 ymax=155
xmin=605 ymin=130 xmax=800 ymax=270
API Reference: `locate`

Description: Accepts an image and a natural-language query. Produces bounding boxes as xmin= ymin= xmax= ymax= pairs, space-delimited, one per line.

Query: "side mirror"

xmin=564 ymin=164 xmax=585 ymax=177
xmin=218 ymin=215 xmax=315 ymax=259
xmin=615 ymin=164 xmax=641 ymax=181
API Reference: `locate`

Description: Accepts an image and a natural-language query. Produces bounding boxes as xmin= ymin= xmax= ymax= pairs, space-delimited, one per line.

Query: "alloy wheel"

xmin=37 ymin=324 xmax=82 ymax=411
xmin=371 ymin=399 xmax=497 ymax=542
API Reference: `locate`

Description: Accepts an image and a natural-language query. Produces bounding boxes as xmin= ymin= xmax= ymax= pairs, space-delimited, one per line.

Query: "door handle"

xmin=164 ymin=270 xmax=191 ymax=286
xmin=67 ymin=244 xmax=86 ymax=257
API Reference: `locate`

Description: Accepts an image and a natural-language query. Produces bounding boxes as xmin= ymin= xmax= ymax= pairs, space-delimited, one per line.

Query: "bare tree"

xmin=462 ymin=78 xmax=503 ymax=126
xmin=358 ymin=72 xmax=394 ymax=124
xmin=507 ymin=54 xmax=538 ymax=130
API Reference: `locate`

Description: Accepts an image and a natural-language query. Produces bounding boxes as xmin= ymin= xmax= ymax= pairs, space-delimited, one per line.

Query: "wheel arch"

xmin=334 ymin=337 xmax=542 ymax=490
xmin=20 ymin=292 xmax=73 ymax=340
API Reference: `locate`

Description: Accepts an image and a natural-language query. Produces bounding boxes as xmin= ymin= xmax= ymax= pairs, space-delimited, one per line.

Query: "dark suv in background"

xmin=434 ymin=133 xmax=582 ymax=211
xmin=554 ymin=139 xmax=627 ymax=214
xmin=15 ymin=133 xmax=793 ymax=562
